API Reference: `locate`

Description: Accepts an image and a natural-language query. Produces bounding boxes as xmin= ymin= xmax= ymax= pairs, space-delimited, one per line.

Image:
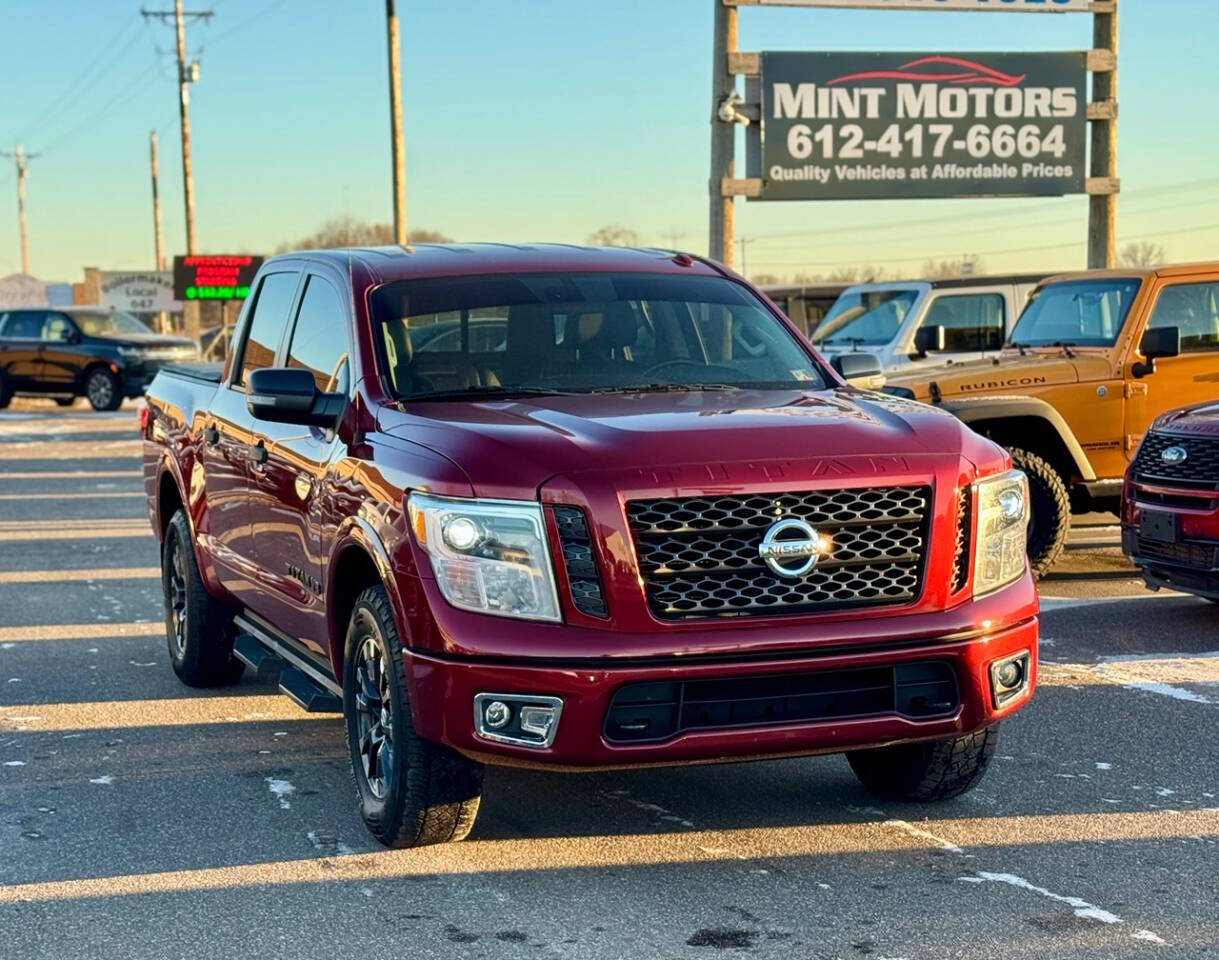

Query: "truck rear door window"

xmin=236 ymin=272 xmax=299 ymax=386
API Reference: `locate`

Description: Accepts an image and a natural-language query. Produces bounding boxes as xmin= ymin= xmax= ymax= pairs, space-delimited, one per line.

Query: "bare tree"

xmin=1119 ymin=241 xmax=1167 ymax=268
xmin=277 ymin=217 xmax=451 ymax=253
xmin=586 ymin=225 xmax=641 ymax=248
xmin=749 ymin=272 xmax=782 ymax=286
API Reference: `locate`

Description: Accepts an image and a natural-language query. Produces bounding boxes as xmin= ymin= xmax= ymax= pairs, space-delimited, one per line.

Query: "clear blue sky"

xmin=1 ymin=0 xmax=1216 ymax=282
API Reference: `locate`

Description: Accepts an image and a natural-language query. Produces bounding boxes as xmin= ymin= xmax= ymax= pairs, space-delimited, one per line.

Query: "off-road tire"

xmin=343 ymin=585 xmax=484 ymax=848
xmin=848 ymin=725 xmax=999 ymax=802
xmin=85 ymin=367 xmax=122 ymax=411
xmin=1008 ymin=447 xmax=1070 ymax=579
xmin=54 ymin=396 xmax=76 ymax=407
xmin=161 ymin=509 xmax=244 ymax=687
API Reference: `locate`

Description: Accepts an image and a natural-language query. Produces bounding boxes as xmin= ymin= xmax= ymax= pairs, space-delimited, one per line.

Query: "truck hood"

xmin=376 ymin=388 xmax=1001 ymax=499
xmin=1152 ymin=401 xmax=1219 ymax=437
xmin=885 ymin=351 xmax=1084 ymax=401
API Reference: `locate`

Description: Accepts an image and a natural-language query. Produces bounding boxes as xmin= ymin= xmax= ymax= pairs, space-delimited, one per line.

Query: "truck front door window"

xmin=920 ymin=294 xmax=1005 ymax=352
xmin=1147 ymin=281 xmax=1219 ymax=354
xmin=286 ymin=276 xmax=350 ymax=394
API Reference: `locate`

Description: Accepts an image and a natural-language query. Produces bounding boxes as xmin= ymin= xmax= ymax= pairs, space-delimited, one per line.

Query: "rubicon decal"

xmin=756 ymin=51 xmax=1086 ymax=201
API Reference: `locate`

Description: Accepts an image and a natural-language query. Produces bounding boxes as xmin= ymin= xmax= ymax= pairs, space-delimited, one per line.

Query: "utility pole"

xmin=736 ymin=236 xmax=750 ymax=277
xmin=150 ymin=131 xmax=165 ymax=271
xmin=708 ymin=0 xmax=737 ymax=268
xmin=1087 ymin=2 xmax=1119 ymax=269
xmin=385 ymin=0 xmax=407 ymax=246
xmin=150 ymin=130 xmax=169 ymax=333
xmin=1 ymin=145 xmax=37 ymax=275
xmin=142 ymin=3 xmax=212 ymax=256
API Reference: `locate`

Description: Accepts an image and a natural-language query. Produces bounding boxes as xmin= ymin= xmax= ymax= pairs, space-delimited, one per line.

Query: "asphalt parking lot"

xmin=1 ymin=399 xmax=1216 ymax=960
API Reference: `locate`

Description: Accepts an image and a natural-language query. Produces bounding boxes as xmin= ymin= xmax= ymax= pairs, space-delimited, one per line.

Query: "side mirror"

xmin=1133 ymin=326 xmax=1180 ymax=378
xmin=831 ymin=353 xmax=886 ymax=391
xmin=246 ymin=367 xmax=346 ymax=427
xmin=913 ymin=324 xmax=945 ymax=358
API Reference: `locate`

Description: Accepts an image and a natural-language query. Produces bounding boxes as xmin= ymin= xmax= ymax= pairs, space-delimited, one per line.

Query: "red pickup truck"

xmin=1123 ymin=401 xmax=1219 ymax=600
xmin=142 ymin=244 xmax=1038 ymax=847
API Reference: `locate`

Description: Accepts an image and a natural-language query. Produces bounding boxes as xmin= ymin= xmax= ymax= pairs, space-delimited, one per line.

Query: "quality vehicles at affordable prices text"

xmin=1122 ymin=402 xmax=1219 ymax=602
xmin=142 ymin=244 xmax=1037 ymax=847
xmin=885 ymin=263 xmax=1219 ymax=578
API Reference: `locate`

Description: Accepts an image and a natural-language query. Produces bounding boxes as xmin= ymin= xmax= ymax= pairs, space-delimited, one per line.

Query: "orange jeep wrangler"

xmin=885 ymin=263 xmax=1219 ymax=576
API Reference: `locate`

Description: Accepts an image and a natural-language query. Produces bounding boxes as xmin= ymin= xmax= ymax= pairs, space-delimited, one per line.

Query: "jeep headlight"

xmin=407 ymin=493 xmax=560 ymax=622
xmin=972 ymin=469 xmax=1030 ymax=596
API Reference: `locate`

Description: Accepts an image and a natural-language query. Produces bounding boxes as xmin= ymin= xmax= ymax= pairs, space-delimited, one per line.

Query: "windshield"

xmin=74 ymin=311 xmax=152 ymax=337
xmin=369 ymin=272 xmax=826 ymax=400
xmin=1010 ymin=279 xmax=1142 ymax=348
xmin=812 ymin=288 xmax=920 ymax=347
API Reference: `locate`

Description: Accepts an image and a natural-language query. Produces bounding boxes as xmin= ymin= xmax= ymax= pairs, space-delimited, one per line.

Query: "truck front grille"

xmin=604 ymin=660 xmax=958 ymax=743
xmin=626 ymin=486 xmax=931 ymax=620
xmin=1133 ymin=433 xmax=1219 ymax=489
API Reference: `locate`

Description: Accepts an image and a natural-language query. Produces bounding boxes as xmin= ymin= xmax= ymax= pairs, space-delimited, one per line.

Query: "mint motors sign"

xmin=758 ymin=51 xmax=1086 ymax=200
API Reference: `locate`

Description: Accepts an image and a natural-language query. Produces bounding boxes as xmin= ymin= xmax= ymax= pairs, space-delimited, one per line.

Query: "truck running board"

xmin=278 ymin=667 xmax=343 ymax=713
xmin=232 ymin=633 xmax=285 ymax=678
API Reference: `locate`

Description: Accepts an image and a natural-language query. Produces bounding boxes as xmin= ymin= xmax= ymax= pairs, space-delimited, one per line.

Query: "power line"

xmin=14 ymin=14 xmax=143 ymax=143
xmin=743 ymin=178 xmax=1219 ymax=244
xmin=749 ymin=222 xmax=1219 ymax=269
xmin=35 ymin=58 xmax=164 ymax=155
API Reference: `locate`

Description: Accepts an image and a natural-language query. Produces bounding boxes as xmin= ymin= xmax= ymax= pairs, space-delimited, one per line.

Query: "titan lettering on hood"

xmin=757 ymin=52 xmax=1087 ymax=201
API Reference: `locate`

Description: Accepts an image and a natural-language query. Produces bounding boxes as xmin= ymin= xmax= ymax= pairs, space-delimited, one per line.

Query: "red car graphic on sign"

xmin=828 ymin=56 xmax=1026 ymax=87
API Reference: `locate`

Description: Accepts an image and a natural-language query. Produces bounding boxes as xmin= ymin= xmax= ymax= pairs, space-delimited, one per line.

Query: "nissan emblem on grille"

xmin=1161 ymin=446 xmax=1188 ymax=465
xmin=758 ymin=518 xmax=825 ymax=578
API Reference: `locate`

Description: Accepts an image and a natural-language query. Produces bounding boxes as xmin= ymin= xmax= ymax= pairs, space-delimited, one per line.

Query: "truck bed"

xmin=159 ymin=362 xmax=224 ymax=384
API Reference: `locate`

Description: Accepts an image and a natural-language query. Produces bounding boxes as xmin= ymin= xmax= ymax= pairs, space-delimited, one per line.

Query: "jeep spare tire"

xmin=1008 ymin=447 xmax=1070 ymax=579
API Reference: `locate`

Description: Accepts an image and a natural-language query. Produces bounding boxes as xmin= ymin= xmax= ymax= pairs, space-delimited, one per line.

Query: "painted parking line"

xmin=0 ymin=524 xmax=150 ymax=542
xmin=0 ymin=808 xmax=1214 ymax=905
xmin=0 ymin=567 xmax=159 ymax=584
xmin=0 ymin=622 xmax=164 ymax=643
xmin=1039 ymin=593 xmax=1186 ymax=610
xmin=1041 ymin=652 xmax=1219 ymax=704
xmin=0 ymin=695 xmax=322 ymax=732
xmin=0 ymin=440 xmax=142 ymax=460
xmin=0 ymin=470 xmax=141 ymax=480
xmin=0 ymin=492 xmax=144 ymax=501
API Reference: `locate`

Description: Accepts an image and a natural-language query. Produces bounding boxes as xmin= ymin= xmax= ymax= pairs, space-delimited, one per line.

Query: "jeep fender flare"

xmin=939 ymin=395 xmax=1096 ymax=483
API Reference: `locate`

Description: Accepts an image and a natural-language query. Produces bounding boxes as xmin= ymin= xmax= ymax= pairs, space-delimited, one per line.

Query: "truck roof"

xmin=1038 ymin=261 xmax=1219 ymax=285
xmin=270 ymin=243 xmax=726 ymax=283
xmin=844 ymin=273 xmax=1048 ymax=291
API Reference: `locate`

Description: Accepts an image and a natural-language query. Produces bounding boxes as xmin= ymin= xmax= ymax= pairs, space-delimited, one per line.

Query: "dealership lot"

xmin=0 ymin=400 xmax=1216 ymax=960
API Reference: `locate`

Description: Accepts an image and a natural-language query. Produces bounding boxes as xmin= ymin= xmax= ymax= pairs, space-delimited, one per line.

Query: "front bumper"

xmin=1123 ymin=480 xmax=1219 ymax=600
xmin=405 ymin=615 xmax=1038 ymax=770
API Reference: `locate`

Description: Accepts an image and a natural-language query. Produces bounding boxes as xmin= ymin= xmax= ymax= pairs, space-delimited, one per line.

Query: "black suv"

xmin=0 ymin=307 xmax=198 ymax=411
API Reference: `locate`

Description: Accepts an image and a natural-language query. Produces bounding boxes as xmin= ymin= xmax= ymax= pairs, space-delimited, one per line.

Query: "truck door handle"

xmin=203 ymin=426 xmax=220 ymax=445
xmin=247 ymin=442 xmax=268 ymax=466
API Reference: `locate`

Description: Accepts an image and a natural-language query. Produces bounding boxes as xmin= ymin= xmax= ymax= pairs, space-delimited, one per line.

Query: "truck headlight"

xmin=117 ymin=346 xmax=144 ymax=359
xmin=407 ymin=493 xmax=560 ymax=622
xmin=972 ymin=469 xmax=1030 ymax=597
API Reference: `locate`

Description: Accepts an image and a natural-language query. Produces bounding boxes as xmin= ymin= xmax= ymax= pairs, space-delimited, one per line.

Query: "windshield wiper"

xmin=590 ymin=382 xmax=743 ymax=394
xmin=1052 ymin=341 xmax=1078 ymax=359
xmin=402 ymin=385 xmax=580 ymax=402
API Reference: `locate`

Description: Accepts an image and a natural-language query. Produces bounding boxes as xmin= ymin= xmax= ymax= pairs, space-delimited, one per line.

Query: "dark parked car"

xmin=0 ymin=306 xmax=198 ymax=410
xmin=142 ymin=244 xmax=1037 ymax=848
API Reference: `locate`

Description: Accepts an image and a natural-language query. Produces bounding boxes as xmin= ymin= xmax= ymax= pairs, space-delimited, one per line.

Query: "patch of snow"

xmin=128 ymin=661 xmax=156 ymax=668
xmin=960 ymin=872 xmax=1122 ymax=924
xmin=265 ymin=777 xmax=295 ymax=809
xmin=1114 ymin=679 xmax=1211 ymax=704
xmin=1156 ymin=788 xmax=1175 ymax=797
xmin=882 ymin=819 xmax=964 ymax=854
xmin=89 ymin=775 xmax=114 ymax=785
xmin=4 ymin=760 xmax=25 ymax=767
xmin=1132 ymin=930 xmax=1167 ymax=945
xmin=1096 ymin=762 xmax=1112 ymax=770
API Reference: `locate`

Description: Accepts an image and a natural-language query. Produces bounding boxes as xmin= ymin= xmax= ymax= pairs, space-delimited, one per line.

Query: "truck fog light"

xmin=519 ymin=704 xmax=557 ymax=740
xmin=990 ymin=651 xmax=1031 ymax=708
xmin=483 ymin=700 xmax=512 ymax=729
xmin=473 ymin=693 xmax=563 ymax=748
